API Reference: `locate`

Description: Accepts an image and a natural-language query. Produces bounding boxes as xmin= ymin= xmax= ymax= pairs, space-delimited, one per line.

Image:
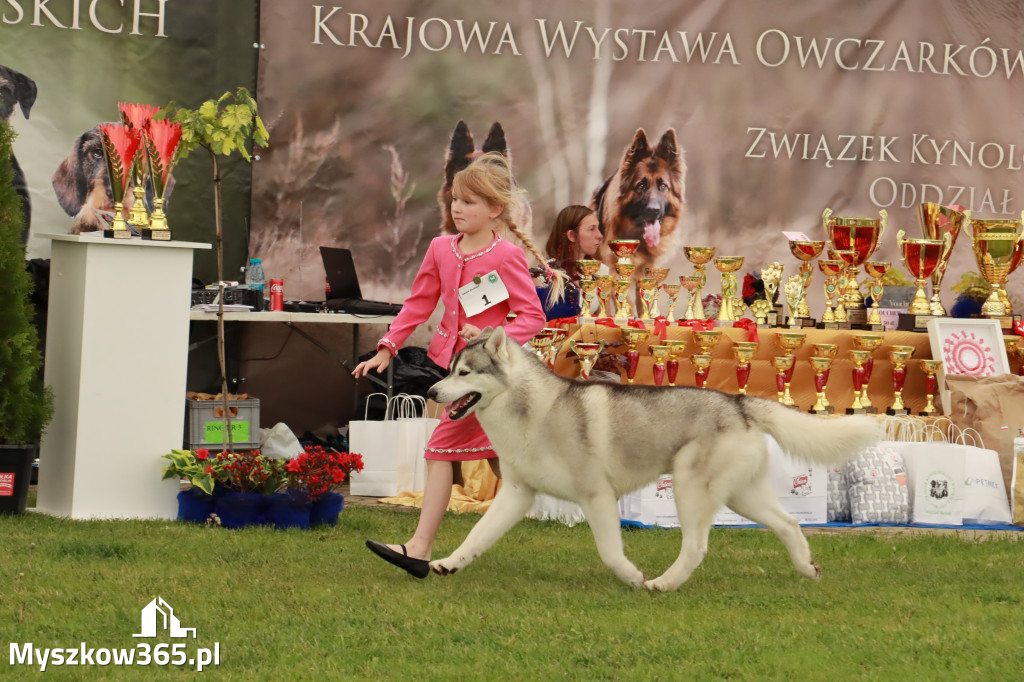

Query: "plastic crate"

xmin=184 ymin=398 xmax=261 ymax=451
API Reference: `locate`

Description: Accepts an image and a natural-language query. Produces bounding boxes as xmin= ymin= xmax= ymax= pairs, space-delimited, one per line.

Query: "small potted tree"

xmin=0 ymin=119 xmax=54 ymax=513
xmin=158 ymin=88 xmax=268 ymax=452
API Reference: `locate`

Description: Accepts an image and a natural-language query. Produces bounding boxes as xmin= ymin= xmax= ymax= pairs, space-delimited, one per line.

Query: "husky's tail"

xmin=745 ymin=397 xmax=880 ymax=464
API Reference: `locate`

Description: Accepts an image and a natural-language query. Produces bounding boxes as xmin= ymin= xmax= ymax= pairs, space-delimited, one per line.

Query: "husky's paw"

xmin=642 ymin=577 xmax=675 ymax=592
xmin=429 ymin=558 xmax=459 ymax=576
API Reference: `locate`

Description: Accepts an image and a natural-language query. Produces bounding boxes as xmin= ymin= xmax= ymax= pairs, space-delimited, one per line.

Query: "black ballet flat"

xmin=365 ymin=539 xmax=430 ymax=579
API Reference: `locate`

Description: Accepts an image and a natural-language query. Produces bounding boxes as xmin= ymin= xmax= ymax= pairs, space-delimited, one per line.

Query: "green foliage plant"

xmin=157 ymin=88 xmax=268 ymax=452
xmin=0 ymin=120 xmax=53 ymax=445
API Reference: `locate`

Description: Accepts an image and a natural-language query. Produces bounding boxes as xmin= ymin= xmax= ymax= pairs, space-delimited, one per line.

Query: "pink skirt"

xmin=425 ymin=410 xmax=497 ymax=461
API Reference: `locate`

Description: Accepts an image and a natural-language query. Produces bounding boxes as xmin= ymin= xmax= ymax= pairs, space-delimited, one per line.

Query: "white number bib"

xmin=458 ymin=270 xmax=509 ymax=317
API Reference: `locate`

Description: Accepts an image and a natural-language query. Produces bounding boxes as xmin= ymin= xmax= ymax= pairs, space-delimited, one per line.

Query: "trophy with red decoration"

xmin=118 ymin=102 xmax=161 ymax=231
xmin=142 ymin=118 xmax=183 ymax=240
xmin=98 ymin=123 xmax=142 ymax=239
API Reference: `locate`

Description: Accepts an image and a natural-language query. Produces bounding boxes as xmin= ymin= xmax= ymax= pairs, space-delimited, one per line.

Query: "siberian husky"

xmin=426 ymin=327 xmax=880 ymax=591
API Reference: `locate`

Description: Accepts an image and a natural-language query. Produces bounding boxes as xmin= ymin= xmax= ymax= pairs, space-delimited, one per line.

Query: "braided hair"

xmin=452 ymin=152 xmax=567 ymax=305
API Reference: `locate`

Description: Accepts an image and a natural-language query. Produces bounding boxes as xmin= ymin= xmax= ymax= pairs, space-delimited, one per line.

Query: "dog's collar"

xmin=451 ymin=233 xmax=502 ymax=263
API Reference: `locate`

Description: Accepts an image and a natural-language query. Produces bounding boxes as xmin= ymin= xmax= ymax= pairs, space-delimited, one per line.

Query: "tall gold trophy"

xmin=863 ymin=261 xmax=891 ymax=332
xmin=714 ymin=256 xmax=744 ymax=322
xmin=683 ymin=247 xmax=715 ymax=320
xmin=788 ymin=240 xmax=825 ymax=327
xmin=609 ymin=240 xmax=640 ymax=322
xmin=918 ymin=203 xmax=967 ymax=315
xmin=98 ymin=123 xmax=140 ymax=239
xmin=822 ymin=208 xmax=887 ymax=326
xmin=967 ymin=214 xmax=1024 ymax=329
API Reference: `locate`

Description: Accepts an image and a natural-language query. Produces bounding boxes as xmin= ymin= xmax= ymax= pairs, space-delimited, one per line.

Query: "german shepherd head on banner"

xmin=591 ymin=128 xmax=686 ymax=272
xmin=437 ymin=120 xmax=531 ymax=238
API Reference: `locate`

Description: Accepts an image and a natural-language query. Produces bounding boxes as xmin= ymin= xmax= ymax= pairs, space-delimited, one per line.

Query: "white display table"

xmin=36 ymin=233 xmax=211 ymax=519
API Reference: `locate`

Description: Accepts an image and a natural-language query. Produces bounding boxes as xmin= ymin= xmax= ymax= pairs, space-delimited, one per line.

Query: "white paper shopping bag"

xmin=901 ymin=441 xmax=965 ymax=526
xmin=348 ymin=393 xmax=437 ymax=496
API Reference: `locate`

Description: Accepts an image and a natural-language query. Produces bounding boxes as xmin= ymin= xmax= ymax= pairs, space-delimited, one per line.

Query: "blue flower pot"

xmin=176 ymin=488 xmax=216 ymax=524
xmin=214 ymin=492 xmax=268 ymax=529
xmin=265 ymin=489 xmax=312 ymax=530
xmin=310 ymin=492 xmax=345 ymax=527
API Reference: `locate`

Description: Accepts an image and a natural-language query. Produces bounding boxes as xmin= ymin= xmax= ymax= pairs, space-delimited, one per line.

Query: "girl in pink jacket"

xmin=354 ymin=152 xmax=563 ymax=578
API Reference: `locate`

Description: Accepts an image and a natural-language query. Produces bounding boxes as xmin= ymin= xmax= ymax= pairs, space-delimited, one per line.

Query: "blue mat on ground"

xmin=620 ymin=519 xmax=1023 ymax=531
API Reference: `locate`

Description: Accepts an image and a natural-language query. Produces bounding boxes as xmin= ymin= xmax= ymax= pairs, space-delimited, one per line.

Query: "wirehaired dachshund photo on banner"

xmin=51 ymin=125 xmax=173 ymax=235
xmin=0 ymin=63 xmax=37 ymax=242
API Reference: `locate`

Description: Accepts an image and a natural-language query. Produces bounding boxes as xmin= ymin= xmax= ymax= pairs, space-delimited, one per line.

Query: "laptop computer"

xmin=319 ymin=246 xmax=404 ymax=316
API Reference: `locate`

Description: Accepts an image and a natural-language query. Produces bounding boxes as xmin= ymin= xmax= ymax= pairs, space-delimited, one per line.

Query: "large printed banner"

xmin=1 ymin=0 xmax=257 ymax=273
xmin=253 ymin=0 xmax=1024 ymax=314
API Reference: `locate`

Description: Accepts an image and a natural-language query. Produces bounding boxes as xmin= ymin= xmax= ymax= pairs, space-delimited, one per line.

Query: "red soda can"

xmin=269 ymin=279 xmax=284 ymax=311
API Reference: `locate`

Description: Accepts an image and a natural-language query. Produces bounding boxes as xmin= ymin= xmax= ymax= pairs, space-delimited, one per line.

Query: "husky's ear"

xmin=483 ymin=326 xmax=508 ymax=358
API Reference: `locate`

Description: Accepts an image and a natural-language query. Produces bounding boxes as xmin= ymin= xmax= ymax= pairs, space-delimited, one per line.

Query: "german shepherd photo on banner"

xmin=591 ymin=128 xmax=685 ymax=273
xmin=437 ymin=120 xmax=533 ymax=241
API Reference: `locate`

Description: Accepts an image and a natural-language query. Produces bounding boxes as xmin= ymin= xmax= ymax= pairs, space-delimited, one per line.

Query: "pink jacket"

xmin=379 ymin=233 xmax=546 ymax=368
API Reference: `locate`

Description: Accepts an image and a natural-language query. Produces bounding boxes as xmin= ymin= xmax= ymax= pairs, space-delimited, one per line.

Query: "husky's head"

xmin=427 ymin=326 xmax=511 ymax=420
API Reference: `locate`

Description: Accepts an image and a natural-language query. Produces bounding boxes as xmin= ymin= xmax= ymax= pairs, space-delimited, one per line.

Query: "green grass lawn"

xmin=2 ymin=504 xmax=1022 ymax=681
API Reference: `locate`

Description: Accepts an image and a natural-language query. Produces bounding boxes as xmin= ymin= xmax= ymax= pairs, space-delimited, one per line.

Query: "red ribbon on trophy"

xmin=732 ymin=318 xmax=759 ymax=343
xmin=547 ymin=316 xmax=579 ymax=328
xmin=652 ymin=316 xmax=669 ymax=340
xmin=678 ymin=319 xmax=715 ymax=331
xmin=594 ymin=317 xmax=619 ymax=329
xmin=1013 ymin=319 xmax=1024 ymax=337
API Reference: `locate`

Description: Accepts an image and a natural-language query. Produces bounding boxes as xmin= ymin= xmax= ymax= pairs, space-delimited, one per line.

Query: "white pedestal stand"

xmin=36 ymin=234 xmax=211 ymax=519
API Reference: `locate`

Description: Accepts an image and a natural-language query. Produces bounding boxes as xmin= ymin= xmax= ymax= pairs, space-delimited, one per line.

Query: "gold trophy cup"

xmin=808 ymin=356 xmax=835 ymax=414
xmin=919 ymin=359 xmax=943 ymax=415
xmin=771 ymin=356 xmax=796 ymax=406
xmin=788 ymin=240 xmax=825 ymax=324
xmin=664 ymin=339 xmax=688 ymax=386
xmin=822 ymin=208 xmax=888 ymax=319
xmin=967 ymin=216 xmax=1024 ymax=324
xmin=578 ymin=278 xmax=599 ymax=318
xmin=733 ymin=341 xmax=758 ymax=394
xmin=569 ymin=340 xmax=606 ymax=381
xmin=620 ymin=327 xmax=650 ymax=384
xmin=918 ymin=203 xmax=967 ymax=315
xmin=811 ymin=343 xmax=839 ymax=410
xmin=897 ymin=230 xmax=952 ymax=330
xmin=684 ymin=247 xmax=715 ymax=320
xmin=714 ymin=256 xmax=745 ymax=322
xmin=863 ymin=261 xmax=891 ymax=330
xmin=694 ymin=330 xmax=722 ymax=355
xmin=528 ymin=331 xmax=554 ymax=363
xmin=679 ymin=276 xmax=702 ymax=321
xmin=886 ymin=349 xmax=912 ymax=415
xmin=662 ymin=282 xmax=683 ymax=323
xmin=645 ymin=267 xmax=670 ymax=318
xmin=637 ymin=277 xmax=659 ymax=320
xmin=817 ymin=259 xmax=845 ymax=325
xmin=648 ymin=344 xmax=671 ymax=386
xmin=690 ymin=354 xmax=713 ymax=388
xmin=851 ymin=334 xmax=883 ymax=413
xmin=594 ymin=274 xmax=615 ymax=318
xmin=542 ymin=327 xmax=568 ymax=369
